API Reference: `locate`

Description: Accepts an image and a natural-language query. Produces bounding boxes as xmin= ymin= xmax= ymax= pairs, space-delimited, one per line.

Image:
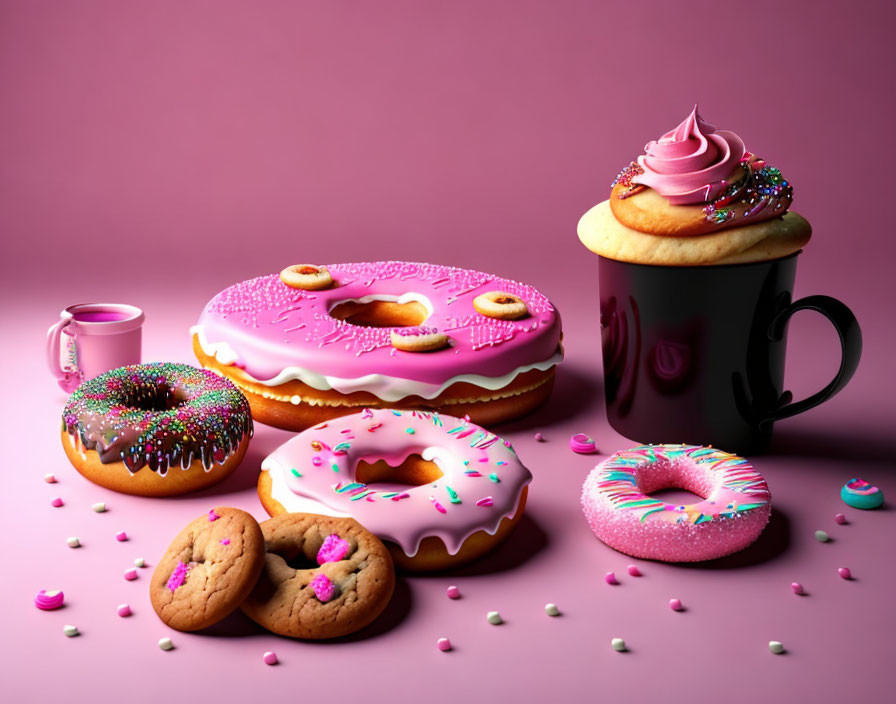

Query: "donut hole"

xmin=356 ymin=454 xmax=444 ymax=487
xmin=635 ymin=458 xmax=713 ymax=504
xmin=281 ymin=550 xmax=319 ymax=571
xmin=120 ymin=383 xmax=187 ymax=412
xmin=329 ymin=300 xmax=428 ymax=328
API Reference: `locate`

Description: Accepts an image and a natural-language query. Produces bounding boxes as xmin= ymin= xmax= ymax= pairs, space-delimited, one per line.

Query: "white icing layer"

xmin=192 ymin=325 xmax=561 ymax=402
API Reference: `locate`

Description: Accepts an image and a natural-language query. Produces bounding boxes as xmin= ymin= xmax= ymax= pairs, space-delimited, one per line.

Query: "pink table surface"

xmin=2 ymin=1 xmax=895 ymax=702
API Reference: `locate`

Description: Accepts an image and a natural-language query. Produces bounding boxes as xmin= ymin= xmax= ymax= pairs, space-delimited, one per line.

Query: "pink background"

xmin=2 ymin=1 xmax=894 ymax=702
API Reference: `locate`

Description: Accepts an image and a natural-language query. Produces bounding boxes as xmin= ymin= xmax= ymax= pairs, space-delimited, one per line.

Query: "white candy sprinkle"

xmin=769 ymin=640 xmax=785 ymax=654
xmin=66 ymin=537 xmax=80 ymax=548
xmin=486 ymin=611 xmax=503 ymax=625
xmin=544 ymin=603 xmax=560 ymax=617
xmin=611 ymin=637 xmax=626 ymax=652
xmin=63 ymin=625 xmax=79 ymax=637
xmin=814 ymin=530 xmax=830 ymax=542
xmin=158 ymin=637 xmax=174 ymax=651
xmin=134 ymin=558 xmax=146 ymax=568
xmin=92 ymin=503 xmax=107 ymax=513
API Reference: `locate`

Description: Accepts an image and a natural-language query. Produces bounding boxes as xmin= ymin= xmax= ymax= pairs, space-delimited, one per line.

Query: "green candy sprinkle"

xmin=488 ymin=473 xmax=500 ymax=483
xmin=290 ymin=468 xmax=302 ymax=478
xmin=446 ymin=486 xmax=461 ymax=504
xmin=405 ymin=428 xmax=415 ymax=434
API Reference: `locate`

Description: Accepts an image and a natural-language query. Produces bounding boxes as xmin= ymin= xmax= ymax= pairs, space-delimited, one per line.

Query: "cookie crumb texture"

xmin=150 ymin=507 xmax=265 ymax=632
xmin=241 ymin=513 xmax=395 ymax=639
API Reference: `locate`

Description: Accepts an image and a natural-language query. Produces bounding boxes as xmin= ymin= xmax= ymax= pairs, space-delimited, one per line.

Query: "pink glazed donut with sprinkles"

xmin=581 ymin=445 xmax=771 ymax=562
xmin=258 ymin=408 xmax=532 ymax=571
xmin=191 ymin=261 xmax=562 ymax=431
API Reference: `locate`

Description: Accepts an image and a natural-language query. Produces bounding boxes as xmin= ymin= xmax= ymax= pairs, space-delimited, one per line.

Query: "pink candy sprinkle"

xmin=115 ymin=531 xmax=128 ymax=542
xmin=51 ymin=497 xmax=64 ymax=507
xmin=44 ymin=474 xmax=57 ymax=483
xmin=117 ymin=604 xmax=132 ymax=617
xmin=669 ymin=598 xmax=683 ymax=612
xmin=312 ymin=456 xmax=323 ymax=466
xmin=430 ymin=497 xmax=447 ymax=514
xmin=263 ymin=651 xmax=278 ymax=666
xmin=569 ymin=433 xmax=597 ymax=454
xmin=220 ymin=538 xmax=230 ymax=546
xmin=316 ymin=534 xmax=350 ymax=565
xmin=627 ymin=565 xmax=642 ymax=577
xmin=437 ymin=637 xmax=452 ymax=652
xmin=311 ymin=573 xmax=335 ymax=602
xmin=791 ymin=582 xmax=805 ymax=595
xmin=446 ymin=585 xmax=461 ymax=599
xmin=838 ymin=567 xmax=852 ymax=580
xmin=534 ymin=433 xmax=544 ymax=442
xmin=604 ymin=571 xmax=618 ymax=585
xmin=34 ymin=590 xmax=65 ymax=611
xmin=208 ymin=509 xmax=219 ymax=522
xmin=476 ymin=497 xmax=494 ymax=507
xmin=124 ymin=568 xmax=138 ymax=581
xmin=834 ymin=513 xmax=847 ymax=525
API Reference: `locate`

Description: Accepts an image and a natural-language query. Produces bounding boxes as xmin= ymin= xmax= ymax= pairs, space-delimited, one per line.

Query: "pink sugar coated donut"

xmin=626 ymin=564 xmax=642 ymax=577
xmin=604 ymin=571 xmax=619 ymax=585
xmin=838 ymin=567 xmax=852 ymax=580
xmin=570 ymin=433 xmax=597 ymax=454
xmin=446 ymin=585 xmax=461 ymax=599
xmin=669 ymin=598 xmax=683 ymax=612
xmin=582 ymin=445 xmax=771 ymax=562
xmin=437 ymin=637 xmax=452 ymax=652
xmin=316 ymin=534 xmax=350 ymax=565
xmin=124 ymin=568 xmax=138 ymax=581
xmin=311 ymin=573 xmax=335 ymax=602
xmin=263 ymin=651 xmax=278 ymax=666
xmin=115 ymin=531 xmax=128 ymax=542
xmin=834 ymin=513 xmax=847 ymax=525
xmin=34 ymin=590 xmax=65 ymax=611
xmin=51 ymin=497 xmax=64 ymax=507
xmin=117 ymin=604 xmax=132 ymax=617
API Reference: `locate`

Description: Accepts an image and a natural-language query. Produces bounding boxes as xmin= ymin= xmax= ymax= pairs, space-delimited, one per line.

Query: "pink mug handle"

xmin=46 ymin=311 xmax=76 ymax=391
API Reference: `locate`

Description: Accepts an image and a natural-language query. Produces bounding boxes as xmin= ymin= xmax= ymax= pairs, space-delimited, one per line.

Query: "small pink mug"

xmin=46 ymin=303 xmax=144 ymax=393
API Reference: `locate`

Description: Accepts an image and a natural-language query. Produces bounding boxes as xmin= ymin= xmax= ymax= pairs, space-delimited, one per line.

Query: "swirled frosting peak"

xmin=633 ymin=106 xmax=746 ymax=205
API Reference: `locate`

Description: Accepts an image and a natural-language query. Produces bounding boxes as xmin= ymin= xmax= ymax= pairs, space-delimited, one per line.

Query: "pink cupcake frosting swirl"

xmin=633 ymin=106 xmax=746 ymax=205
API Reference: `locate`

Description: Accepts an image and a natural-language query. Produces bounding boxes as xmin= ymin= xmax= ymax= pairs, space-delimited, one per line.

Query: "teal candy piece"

xmin=840 ymin=478 xmax=884 ymax=510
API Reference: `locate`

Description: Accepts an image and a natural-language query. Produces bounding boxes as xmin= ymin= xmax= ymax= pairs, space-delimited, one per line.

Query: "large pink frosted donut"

xmin=581 ymin=445 xmax=771 ymax=562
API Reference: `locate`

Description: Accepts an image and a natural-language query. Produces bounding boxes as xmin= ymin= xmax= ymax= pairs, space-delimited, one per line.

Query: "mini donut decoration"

xmin=473 ymin=291 xmax=529 ymax=320
xmin=840 ymin=478 xmax=884 ymax=510
xmin=389 ymin=326 xmax=449 ymax=352
xmin=581 ymin=444 xmax=771 ymax=562
xmin=279 ymin=264 xmax=334 ymax=290
xmin=61 ymin=363 xmax=253 ymax=497
xmin=258 ymin=408 xmax=532 ymax=571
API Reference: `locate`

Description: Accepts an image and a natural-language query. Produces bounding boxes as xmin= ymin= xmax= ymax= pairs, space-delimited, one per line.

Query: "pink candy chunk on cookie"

xmin=316 ymin=534 xmax=350 ymax=565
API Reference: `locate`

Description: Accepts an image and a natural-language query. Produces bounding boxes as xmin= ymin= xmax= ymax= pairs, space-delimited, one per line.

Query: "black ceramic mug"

xmin=598 ymin=252 xmax=862 ymax=454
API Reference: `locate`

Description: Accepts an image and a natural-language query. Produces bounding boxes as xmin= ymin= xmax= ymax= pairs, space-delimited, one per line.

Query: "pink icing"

xmin=633 ymin=107 xmax=746 ymax=205
xmin=581 ymin=445 xmax=771 ymax=562
xmin=316 ymin=534 xmax=350 ymax=564
xmin=261 ymin=409 xmax=532 ymax=557
xmin=310 ymin=573 xmax=335 ymax=602
xmin=194 ymin=262 xmax=562 ymax=395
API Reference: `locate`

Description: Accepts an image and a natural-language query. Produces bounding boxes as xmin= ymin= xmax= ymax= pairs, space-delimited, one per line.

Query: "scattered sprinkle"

xmin=544 ymin=603 xmax=560 ymax=617
xmin=476 ymin=497 xmax=494 ymax=507
xmin=611 ymin=637 xmax=627 ymax=652
xmin=263 ymin=651 xmax=278 ymax=666
xmin=220 ymin=538 xmax=230 ymax=546
xmin=115 ymin=531 xmax=128 ymax=542
xmin=311 ymin=573 xmax=335 ymax=602
xmin=51 ymin=497 xmax=64 ymax=508
xmin=814 ymin=530 xmax=830 ymax=543
xmin=291 ymin=468 xmax=302 ymax=478
xmin=117 ymin=604 xmax=132 ymax=617
xmin=769 ymin=640 xmax=785 ymax=654
xmin=486 ymin=611 xmax=503 ymax=625
xmin=124 ymin=568 xmax=138 ymax=581
xmin=569 ymin=433 xmax=597 ymax=454
xmin=437 ymin=637 xmax=452 ymax=652
xmin=429 ymin=496 xmax=447 ymax=513
xmin=488 ymin=473 xmax=500 ymax=483
xmin=44 ymin=473 xmax=57 ymax=483
xmin=92 ymin=502 xmax=107 ymax=513
xmin=791 ymin=582 xmax=805 ymax=595
xmin=405 ymin=428 xmax=415 ymax=434
xmin=534 ymin=432 xmax=545 ymax=442
xmin=158 ymin=637 xmax=174 ymax=651
xmin=446 ymin=585 xmax=461 ymax=600
xmin=208 ymin=509 xmax=219 ymax=522
xmin=838 ymin=567 xmax=852 ymax=580
xmin=626 ymin=565 xmax=642 ymax=577
xmin=134 ymin=558 xmax=146 ymax=568
xmin=834 ymin=513 xmax=847 ymax=525
xmin=317 ymin=534 xmax=350 ymax=564
xmin=669 ymin=598 xmax=683 ymax=612
xmin=67 ymin=537 xmax=81 ymax=548
xmin=604 ymin=571 xmax=618 ymax=585
xmin=35 ymin=590 xmax=65 ymax=611
xmin=63 ymin=625 xmax=79 ymax=638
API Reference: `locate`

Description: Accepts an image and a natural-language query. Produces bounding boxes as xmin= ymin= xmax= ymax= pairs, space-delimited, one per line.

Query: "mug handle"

xmin=760 ymin=295 xmax=862 ymax=428
xmin=46 ymin=312 xmax=75 ymax=390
